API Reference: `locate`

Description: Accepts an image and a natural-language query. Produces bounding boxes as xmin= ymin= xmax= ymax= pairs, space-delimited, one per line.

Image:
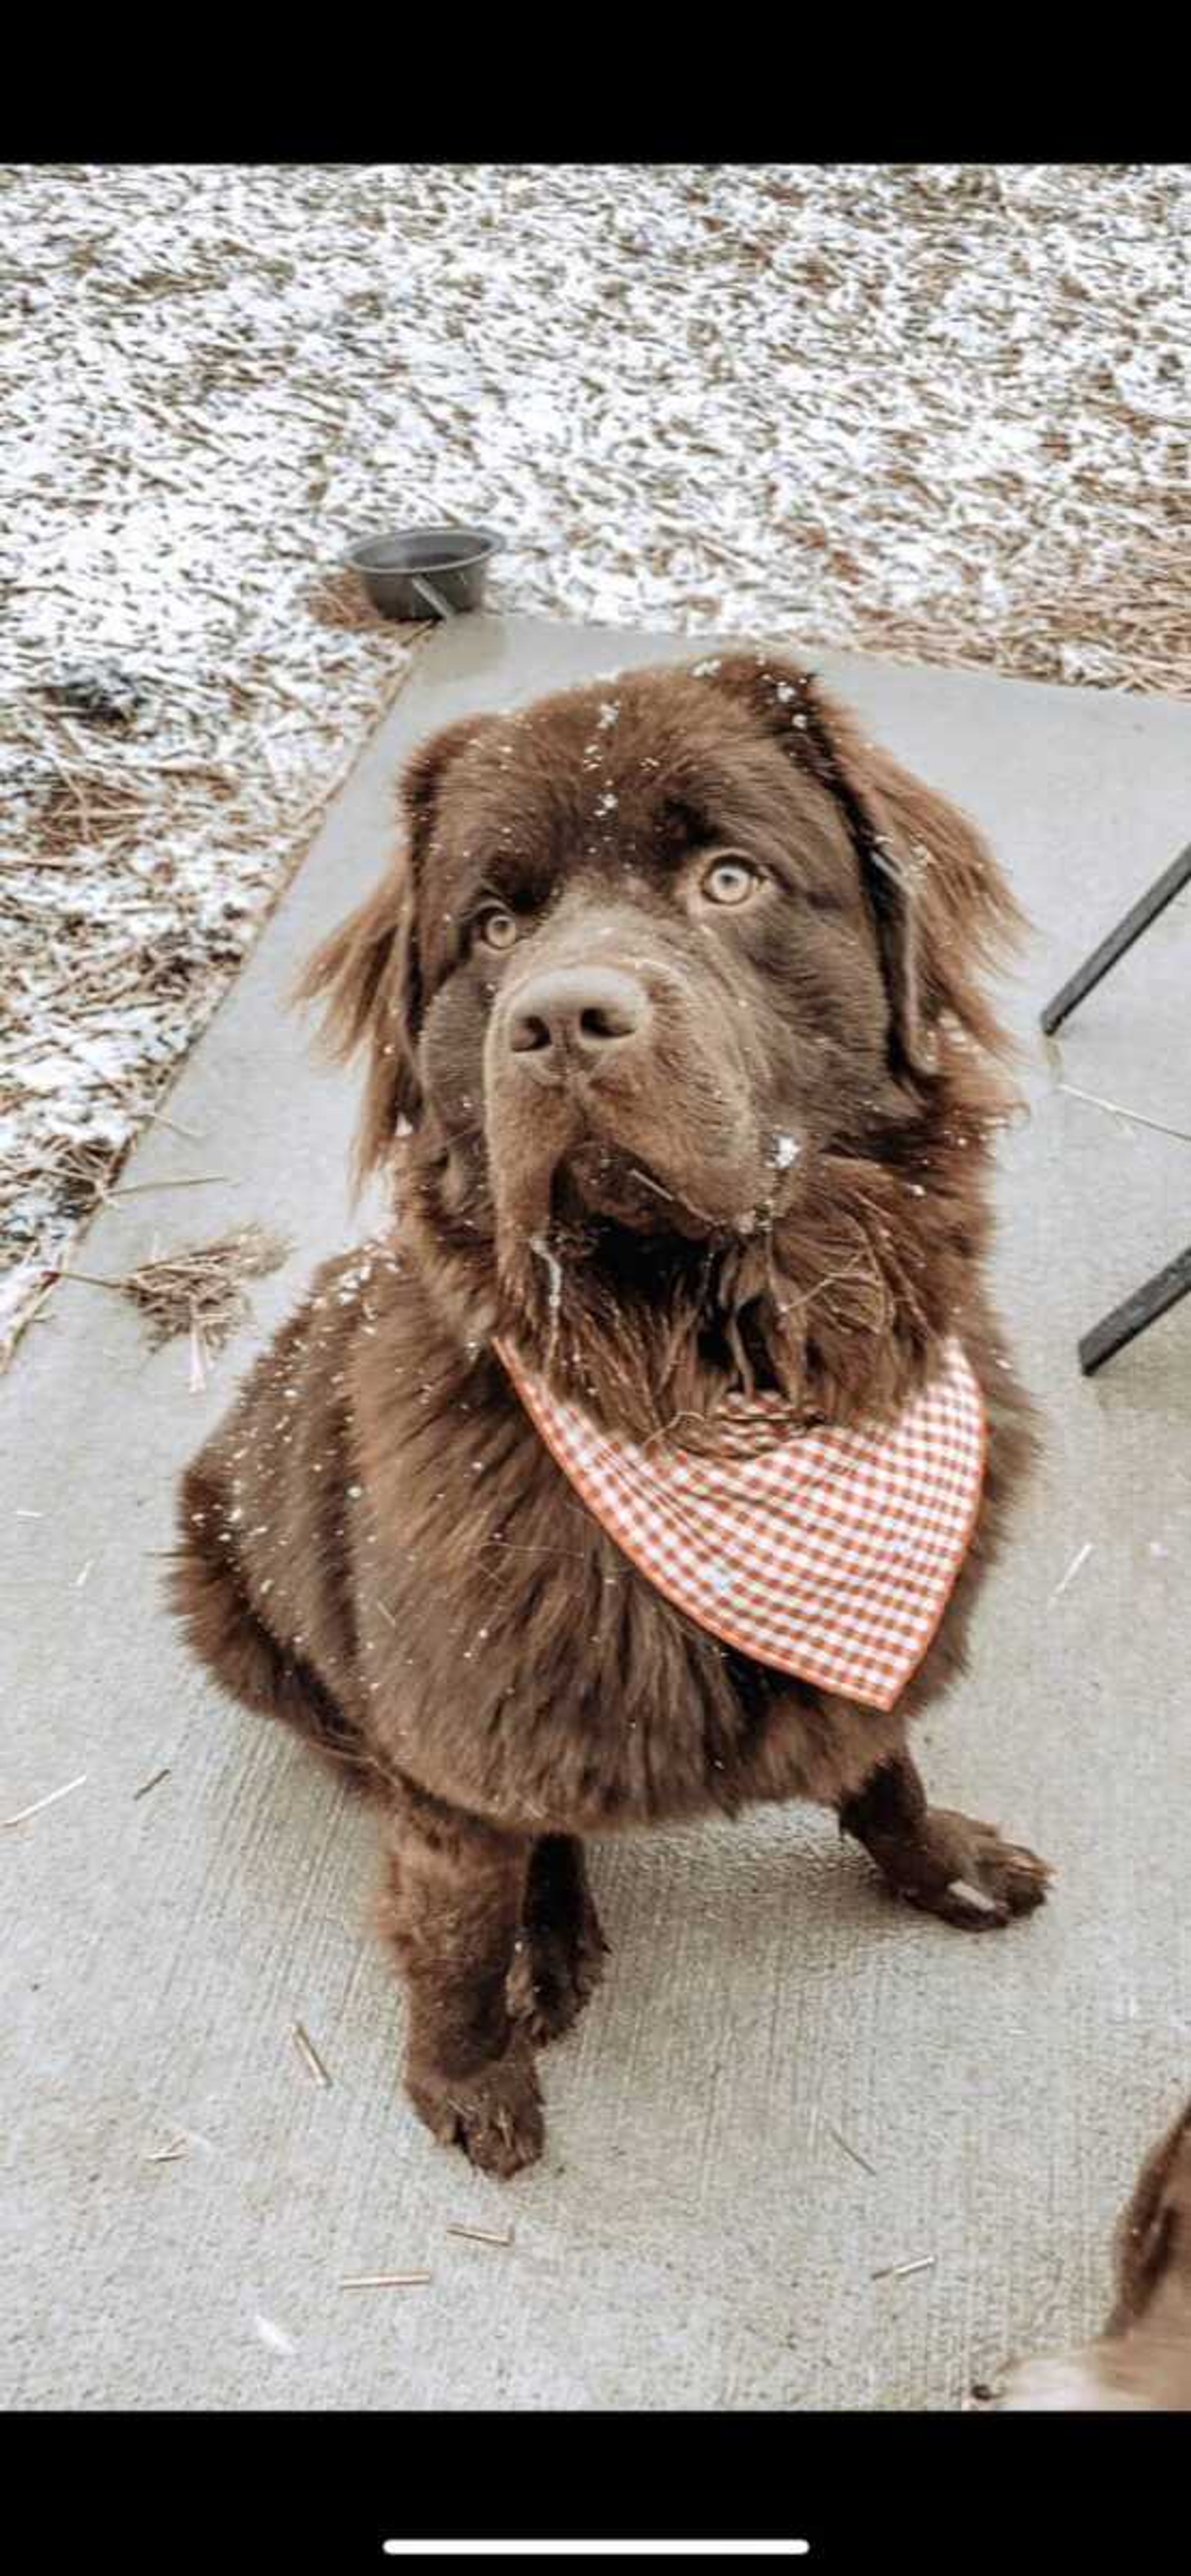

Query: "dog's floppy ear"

xmin=293 ymin=716 xmax=474 ymax=1183
xmin=700 ymin=654 xmax=1024 ymax=1077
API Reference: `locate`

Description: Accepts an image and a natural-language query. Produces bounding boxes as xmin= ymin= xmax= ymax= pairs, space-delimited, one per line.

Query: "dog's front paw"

xmin=406 ymin=2040 xmax=545 ymax=2179
xmin=898 ymin=1809 xmax=1053 ymax=1930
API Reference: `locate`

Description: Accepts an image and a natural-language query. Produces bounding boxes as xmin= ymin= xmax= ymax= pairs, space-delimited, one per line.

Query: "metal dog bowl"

xmin=347 ymin=524 xmax=502 ymax=621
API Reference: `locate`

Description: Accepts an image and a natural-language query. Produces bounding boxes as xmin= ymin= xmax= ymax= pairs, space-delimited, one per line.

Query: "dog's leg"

xmin=507 ymin=1836 xmax=609 ymax=2049
xmin=381 ymin=1780 xmax=544 ymax=2178
xmin=172 ymin=1462 xmax=372 ymax=1789
xmin=838 ymin=1748 xmax=1051 ymax=1930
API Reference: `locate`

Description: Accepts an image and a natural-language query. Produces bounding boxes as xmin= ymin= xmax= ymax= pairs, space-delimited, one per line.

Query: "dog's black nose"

xmin=507 ymin=965 xmax=649 ymax=1074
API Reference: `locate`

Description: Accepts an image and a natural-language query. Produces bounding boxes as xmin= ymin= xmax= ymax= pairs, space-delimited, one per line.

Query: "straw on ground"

xmin=55 ymin=1223 xmax=290 ymax=1355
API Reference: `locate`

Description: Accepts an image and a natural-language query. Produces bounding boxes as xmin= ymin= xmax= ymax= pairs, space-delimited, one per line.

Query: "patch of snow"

xmin=3 ymin=163 xmax=1189 ymax=1367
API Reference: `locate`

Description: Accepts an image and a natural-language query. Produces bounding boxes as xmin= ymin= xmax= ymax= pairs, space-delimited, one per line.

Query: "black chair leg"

xmin=1040 ymin=840 xmax=1191 ymax=1035
xmin=1079 ymin=1245 xmax=1191 ymax=1377
xmin=1040 ymin=837 xmax=1190 ymax=1370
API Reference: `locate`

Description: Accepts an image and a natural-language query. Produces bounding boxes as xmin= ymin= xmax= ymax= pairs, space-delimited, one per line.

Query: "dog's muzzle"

xmin=504 ymin=964 xmax=651 ymax=1090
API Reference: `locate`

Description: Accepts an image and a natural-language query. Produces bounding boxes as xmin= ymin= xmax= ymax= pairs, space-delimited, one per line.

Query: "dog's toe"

xmin=406 ymin=2045 xmax=545 ymax=2179
xmin=901 ymin=1812 xmax=1053 ymax=1931
xmin=459 ymin=2092 xmax=545 ymax=2180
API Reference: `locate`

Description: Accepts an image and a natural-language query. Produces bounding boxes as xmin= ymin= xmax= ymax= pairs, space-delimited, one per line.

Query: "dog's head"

xmin=300 ymin=656 xmax=1021 ymax=1426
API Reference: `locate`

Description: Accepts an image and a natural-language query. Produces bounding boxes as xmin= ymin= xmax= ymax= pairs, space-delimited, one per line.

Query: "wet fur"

xmin=172 ymin=652 xmax=1049 ymax=2175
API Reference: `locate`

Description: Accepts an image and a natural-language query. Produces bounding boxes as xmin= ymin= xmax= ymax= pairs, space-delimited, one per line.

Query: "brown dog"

xmin=997 ymin=2097 xmax=1191 ymax=2408
xmin=172 ymin=652 xmax=1050 ymax=2176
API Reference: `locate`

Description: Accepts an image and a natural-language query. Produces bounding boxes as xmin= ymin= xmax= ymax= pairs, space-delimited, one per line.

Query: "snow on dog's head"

xmin=298 ymin=655 xmax=1021 ymax=1428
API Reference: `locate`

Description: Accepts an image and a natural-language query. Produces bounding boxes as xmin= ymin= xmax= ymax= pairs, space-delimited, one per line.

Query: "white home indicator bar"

xmin=382 ymin=2548 xmax=810 ymax=2561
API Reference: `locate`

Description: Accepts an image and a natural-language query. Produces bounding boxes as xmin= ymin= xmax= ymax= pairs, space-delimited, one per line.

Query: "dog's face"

xmin=302 ymin=654 xmax=1017 ymax=1397
xmin=413 ymin=664 xmax=906 ymax=1255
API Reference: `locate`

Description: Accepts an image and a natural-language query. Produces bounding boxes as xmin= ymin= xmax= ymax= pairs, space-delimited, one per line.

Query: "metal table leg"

xmin=1041 ymin=840 xmax=1191 ymax=1035
xmin=1040 ymin=838 xmax=1189 ymax=1372
xmin=1079 ymin=1244 xmax=1191 ymax=1376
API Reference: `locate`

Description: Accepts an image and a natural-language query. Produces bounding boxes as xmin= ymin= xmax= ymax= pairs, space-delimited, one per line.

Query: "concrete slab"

xmin=3 ymin=616 xmax=1189 ymax=2412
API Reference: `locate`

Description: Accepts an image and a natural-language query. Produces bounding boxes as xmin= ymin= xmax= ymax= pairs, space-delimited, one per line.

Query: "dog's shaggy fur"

xmin=998 ymin=2096 xmax=1191 ymax=2409
xmin=171 ymin=652 xmax=1050 ymax=2175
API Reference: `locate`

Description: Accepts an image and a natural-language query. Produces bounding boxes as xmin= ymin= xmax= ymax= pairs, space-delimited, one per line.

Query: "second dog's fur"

xmin=998 ymin=2097 xmax=1191 ymax=2409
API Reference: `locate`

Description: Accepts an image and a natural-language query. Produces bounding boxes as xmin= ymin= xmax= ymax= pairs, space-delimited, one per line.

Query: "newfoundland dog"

xmin=172 ymin=652 xmax=1050 ymax=2176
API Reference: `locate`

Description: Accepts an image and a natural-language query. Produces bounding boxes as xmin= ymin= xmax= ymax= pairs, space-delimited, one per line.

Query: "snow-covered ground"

xmin=3 ymin=162 xmax=1189 ymax=1366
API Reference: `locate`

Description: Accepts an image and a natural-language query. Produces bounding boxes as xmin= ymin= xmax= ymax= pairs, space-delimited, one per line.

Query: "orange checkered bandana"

xmin=496 ymin=1337 xmax=986 ymax=1711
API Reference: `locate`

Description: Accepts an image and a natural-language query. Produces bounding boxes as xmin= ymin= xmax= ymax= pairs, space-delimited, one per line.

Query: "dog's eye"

xmin=701 ymin=856 xmax=760 ymax=907
xmin=475 ymin=907 xmax=520 ymax=952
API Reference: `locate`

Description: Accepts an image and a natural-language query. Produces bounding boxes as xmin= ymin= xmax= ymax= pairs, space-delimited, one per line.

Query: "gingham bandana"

xmin=496 ymin=1336 xmax=986 ymax=1710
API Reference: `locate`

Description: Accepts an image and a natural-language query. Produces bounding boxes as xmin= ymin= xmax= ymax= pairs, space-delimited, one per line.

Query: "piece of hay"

xmin=303 ymin=568 xmax=395 ymax=633
xmin=2 ymin=1772 xmax=88 ymax=1828
xmin=132 ymin=1766 xmax=172 ymax=1801
xmin=825 ymin=2121 xmax=879 ymax=2178
xmin=340 ymin=2272 xmax=432 ymax=2289
xmin=1057 ymin=1083 xmax=1191 ymax=1147
xmin=57 ymin=1223 xmax=290 ymax=1354
xmin=1047 ymin=1541 xmax=1094 ymax=1609
xmin=292 ymin=2021 xmax=333 ymax=2089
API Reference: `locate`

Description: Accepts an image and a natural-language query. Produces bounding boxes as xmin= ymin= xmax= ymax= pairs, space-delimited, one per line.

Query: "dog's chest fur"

xmin=203 ymin=1238 xmax=931 ymax=1834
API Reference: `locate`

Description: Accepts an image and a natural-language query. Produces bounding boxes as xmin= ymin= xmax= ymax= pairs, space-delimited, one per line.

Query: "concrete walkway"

xmin=3 ymin=617 xmax=1189 ymax=2411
